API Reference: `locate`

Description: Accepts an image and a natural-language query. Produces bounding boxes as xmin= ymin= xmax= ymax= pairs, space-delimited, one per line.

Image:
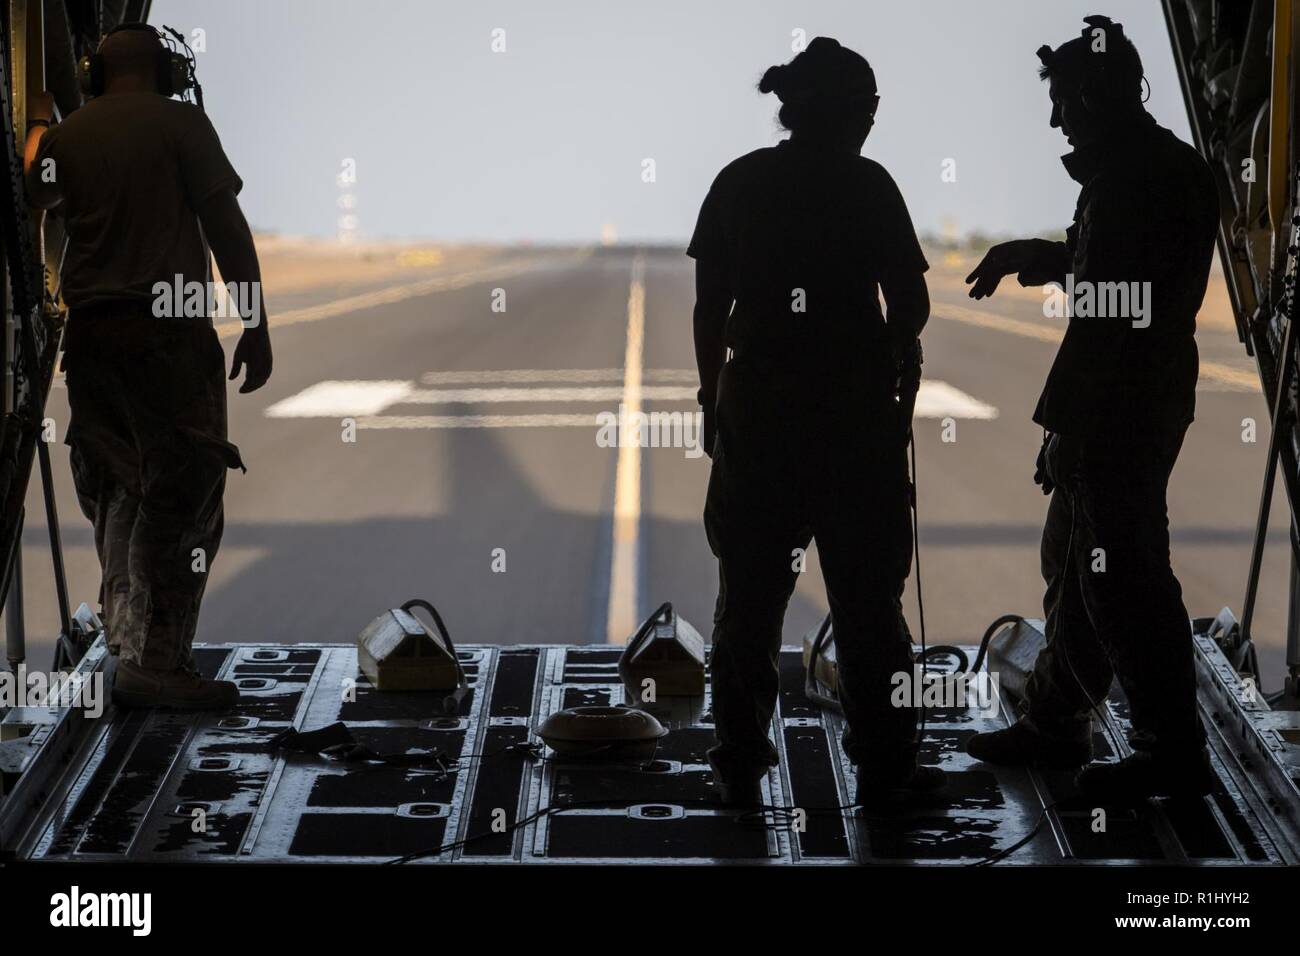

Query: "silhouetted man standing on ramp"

xmin=964 ymin=15 xmax=1219 ymax=801
xmin=24 ymin=24 xmax=272 ymax=709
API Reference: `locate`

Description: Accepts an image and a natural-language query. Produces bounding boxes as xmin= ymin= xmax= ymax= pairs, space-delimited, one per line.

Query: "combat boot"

xmin=966 ymin=716 xmax=1092 ymax=770
xmin=856 ymin=764 xmax=947 ymax=810
xmin=708 ymin=752 xmax=767 ymax=807
xmin=112 ymin=659 xmax=240 ymax=710
xmin=1076 ymin=749 xmax=1214 ymax=803
xmin=713 ymin=777 xmax=765 ymax=807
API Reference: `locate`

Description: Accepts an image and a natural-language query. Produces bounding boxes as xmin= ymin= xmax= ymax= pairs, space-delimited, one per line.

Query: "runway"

xmin=10 ymin=243 xmax=1292 ymax=687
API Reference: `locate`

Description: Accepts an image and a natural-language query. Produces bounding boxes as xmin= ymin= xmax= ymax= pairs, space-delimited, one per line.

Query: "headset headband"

xmin=1038 ymin=15 xmax=1143 ymax=105
xmin=99 ymin=21 xmax=165 ymax=46
xmin=83 ymin=22 xmax=202 ymax=109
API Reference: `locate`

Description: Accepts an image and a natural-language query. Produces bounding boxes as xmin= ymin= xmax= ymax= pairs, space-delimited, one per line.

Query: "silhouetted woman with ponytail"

xmin=688 ymin=37 xmax=939 ymax=807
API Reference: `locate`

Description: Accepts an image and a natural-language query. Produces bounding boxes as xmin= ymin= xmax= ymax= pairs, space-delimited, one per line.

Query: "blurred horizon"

xmin=154 ymin=0 xmax=1191 ymax=244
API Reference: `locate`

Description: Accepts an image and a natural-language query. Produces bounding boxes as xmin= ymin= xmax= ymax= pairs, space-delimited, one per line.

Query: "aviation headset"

xmin=1037 ymin=15 xmax=1147 ymax=114
xmin=80 ymin=22 xmax=203 ymax=108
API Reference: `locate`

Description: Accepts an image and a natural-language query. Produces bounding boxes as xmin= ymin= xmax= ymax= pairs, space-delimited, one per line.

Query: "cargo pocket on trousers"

xmin=178 ymin=425 xmax=247 ymax=474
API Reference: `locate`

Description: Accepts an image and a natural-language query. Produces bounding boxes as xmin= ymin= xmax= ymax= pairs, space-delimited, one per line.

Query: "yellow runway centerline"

xmin=607 ymin=256 xmax=646 ymax=644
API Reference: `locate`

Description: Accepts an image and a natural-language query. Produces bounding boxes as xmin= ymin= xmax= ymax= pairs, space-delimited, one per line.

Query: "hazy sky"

xmin=153 ymin=0 xmax=1190 ymax=243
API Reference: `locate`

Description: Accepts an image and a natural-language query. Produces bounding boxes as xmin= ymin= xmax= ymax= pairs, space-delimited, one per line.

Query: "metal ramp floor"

xmin=9 ymin=641 xmax=1291 ymax=865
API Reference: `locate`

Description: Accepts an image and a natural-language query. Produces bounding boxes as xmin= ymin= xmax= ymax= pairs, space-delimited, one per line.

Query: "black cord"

xmin=399 ymin=598 xmax=470 ymax=715
xmin=969 ymin=614 xmax=1027 ymax=675
xmin=909 ymin=434 xmax=929 ymax=747
xmin=459 ymin=740 xmax=545 ymax=761
xmin=919 ymin=644 xmax=970 ymax=672
xmin=967 ymin=803 xmax=1055 ymax=867
xmin=1057 ymin=494 xmax=1125 ymax=757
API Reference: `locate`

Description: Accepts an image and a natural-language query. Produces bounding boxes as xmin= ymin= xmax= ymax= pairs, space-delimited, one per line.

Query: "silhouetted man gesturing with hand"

xmin=964 ymin=16 xmax=1219 ymax=801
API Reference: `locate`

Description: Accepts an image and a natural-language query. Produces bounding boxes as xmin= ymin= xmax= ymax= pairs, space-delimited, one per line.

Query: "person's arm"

xmin=693 ymin=258 xmax=730 ymax=403
xmin=1016 ymin=238 xmax=1070 ymax=287
xmin=869 ymin=164 xmax=930 ymax=354
xmin=881 ymin=269 xmax=930 ymax=347
xmin=965 ymin=238 xmax=1069 ymax=299
xmin=197 ymin=187 xmax=272 ymax=393
xmin=693 ymin=256 xmax=731 ymax=457
xmin=22 ymin=91 xmax=60 ymax=209
xmin=686 ymin=174 xmax=731 ymax=457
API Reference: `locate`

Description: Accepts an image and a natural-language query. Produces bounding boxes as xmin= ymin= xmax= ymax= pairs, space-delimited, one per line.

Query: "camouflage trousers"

xmin=1023 ymin=423 xmax=1206 ymax=756
xmin=63 ymin=314 xmax=243 ymax=671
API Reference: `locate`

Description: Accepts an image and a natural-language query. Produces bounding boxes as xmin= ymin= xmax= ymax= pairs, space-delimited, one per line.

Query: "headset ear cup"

xmin=87 ymin=53 xmax=104 ymax=96
xmin=157 ymin=50 xmax=173 ymax=96
xmin=169 ymin=55 xmax=190 ymax=97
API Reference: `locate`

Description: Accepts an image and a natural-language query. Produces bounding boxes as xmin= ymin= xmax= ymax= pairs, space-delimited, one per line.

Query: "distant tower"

xmin=337 ymin=158 xmax=358 ymax=245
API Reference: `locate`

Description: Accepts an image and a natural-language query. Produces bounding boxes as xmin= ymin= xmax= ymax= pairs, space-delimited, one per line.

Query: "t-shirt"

xmin=687 ymin=140 xmax=928 ymax=365
xmin=29 ymin=92 xmax=243 ymax=310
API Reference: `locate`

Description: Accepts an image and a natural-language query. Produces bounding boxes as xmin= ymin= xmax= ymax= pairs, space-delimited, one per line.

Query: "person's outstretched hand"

xmin=964 ymin=239 xmax=1041 ymax=300
xmin=230 ymin=323 xmax=272 ymax=393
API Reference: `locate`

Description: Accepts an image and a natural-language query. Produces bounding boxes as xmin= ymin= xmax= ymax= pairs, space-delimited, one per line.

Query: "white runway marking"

xmin=419 ymin=368 xmax=696 ymax=385
xmin=265 ymin=376 xmax=997 ymax=421
xmin=356 ymin=414 xmax=597 ymax=429
xmin=913 ymin=381 xmax=998 ymax=420
xmin=402 ymin=385 xmax=697 ymax=404
xmin=264 ymin=380 xmax=414 ymax=418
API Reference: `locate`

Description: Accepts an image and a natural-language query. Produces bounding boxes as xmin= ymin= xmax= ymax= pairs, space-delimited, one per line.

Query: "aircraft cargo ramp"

xmin=3 ymin=627 xmax=1296 ymax=866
